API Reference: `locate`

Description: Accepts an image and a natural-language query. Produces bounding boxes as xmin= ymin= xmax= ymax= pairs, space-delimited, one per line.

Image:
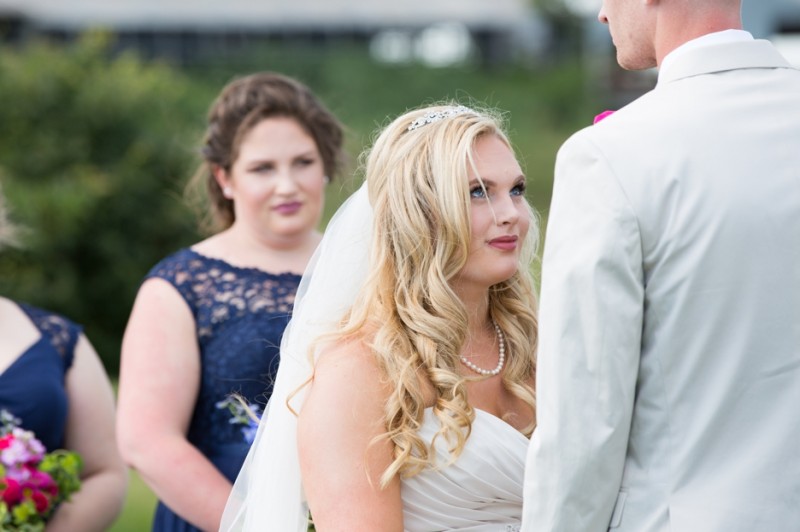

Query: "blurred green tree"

xmin=0 ymin=31 xmax=208 ymax=373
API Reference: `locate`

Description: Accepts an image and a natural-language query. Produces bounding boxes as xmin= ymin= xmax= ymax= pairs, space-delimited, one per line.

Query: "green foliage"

xmin=0 ymin=32 xmax=209 ymax=373
xmin=38 ymin=450 xmax=84 ymax=503
xmin=11 ymin=500 xmax=42 ymax=531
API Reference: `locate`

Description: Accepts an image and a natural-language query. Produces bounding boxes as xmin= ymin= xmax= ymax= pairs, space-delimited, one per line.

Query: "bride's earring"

xmin=223 ymin=186 xmax=233 ymax=199
xmin=323 ymin=176 xmax=330 ymax=185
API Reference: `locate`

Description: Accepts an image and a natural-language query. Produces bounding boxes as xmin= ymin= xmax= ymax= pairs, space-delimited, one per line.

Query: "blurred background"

xmin=1 ymin=0 xmax=798 ymax=529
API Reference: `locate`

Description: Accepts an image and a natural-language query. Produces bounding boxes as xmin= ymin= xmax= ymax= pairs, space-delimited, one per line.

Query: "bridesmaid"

xmin=0 ymin=185 xmax=127 ymax=531
xmin=116 ymin=72 xmax=345 ymax=531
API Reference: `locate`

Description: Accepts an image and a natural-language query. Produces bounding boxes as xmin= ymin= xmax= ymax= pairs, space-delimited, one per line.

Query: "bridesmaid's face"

xmin=222 ymin=117 xmax=326 ymax=245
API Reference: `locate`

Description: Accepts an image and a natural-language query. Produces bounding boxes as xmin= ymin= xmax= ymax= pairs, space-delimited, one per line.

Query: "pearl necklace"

xmin=460 ymin=321 xmax=505 ymax=377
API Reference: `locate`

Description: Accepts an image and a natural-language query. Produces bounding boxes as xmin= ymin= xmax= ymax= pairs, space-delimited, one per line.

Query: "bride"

xmin=221 ymin=104 xmax=539 ymax=531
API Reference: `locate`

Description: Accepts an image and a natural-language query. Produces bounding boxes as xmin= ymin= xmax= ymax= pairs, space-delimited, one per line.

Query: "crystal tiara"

xmin=406 ymin=106 xmax=476 ymax=131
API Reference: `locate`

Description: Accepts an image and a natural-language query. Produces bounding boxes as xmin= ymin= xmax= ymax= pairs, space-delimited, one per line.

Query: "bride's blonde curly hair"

xmin=333 ymin=104 xmax=539 ymax=486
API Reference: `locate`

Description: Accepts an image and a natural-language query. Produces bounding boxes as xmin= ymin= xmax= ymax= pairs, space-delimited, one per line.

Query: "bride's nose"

xmin=493 ymin=196 xmax=519 ymax=226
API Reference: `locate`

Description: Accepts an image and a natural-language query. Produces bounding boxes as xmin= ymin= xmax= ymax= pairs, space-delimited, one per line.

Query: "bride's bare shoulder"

xmin=311 ymin=334 xmax=384 ymax=392
xmin=298 ymin=333 xmax=389 ymax=438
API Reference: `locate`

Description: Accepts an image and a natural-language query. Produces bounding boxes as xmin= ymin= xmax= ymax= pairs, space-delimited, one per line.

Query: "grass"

xmin=109 ymin=470 xmax=157 ymax=531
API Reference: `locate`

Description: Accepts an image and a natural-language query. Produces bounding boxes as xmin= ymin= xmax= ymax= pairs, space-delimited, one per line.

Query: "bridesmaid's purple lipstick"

xmin=274 ymin=201 xmax=302 ymax=215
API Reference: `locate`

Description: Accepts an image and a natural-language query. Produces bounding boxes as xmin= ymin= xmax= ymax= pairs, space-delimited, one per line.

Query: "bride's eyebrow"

xmin=468 ymin=175 xmax=527 ymax=187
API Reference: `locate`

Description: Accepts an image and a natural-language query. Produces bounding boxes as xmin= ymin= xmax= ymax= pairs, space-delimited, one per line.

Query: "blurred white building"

xmin=0 ymin=0 xmax=549 ymax=67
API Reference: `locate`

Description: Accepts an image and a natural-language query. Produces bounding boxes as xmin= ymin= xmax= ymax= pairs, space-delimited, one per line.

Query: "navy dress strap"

xmin=0 ymin=302 xmax=81 ymax=451
xmin=18 ymin=302 xmax=80 ymax=370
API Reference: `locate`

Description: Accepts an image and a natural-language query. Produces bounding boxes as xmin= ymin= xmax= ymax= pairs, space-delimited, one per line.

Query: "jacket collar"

xmin=657 ymin=40 xmax=794 ymax=86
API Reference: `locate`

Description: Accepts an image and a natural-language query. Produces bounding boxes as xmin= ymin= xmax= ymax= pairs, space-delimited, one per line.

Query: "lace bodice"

xmin=146 ymin=248 xmax=301 ymax=456
xmin=400 ymin=408 xmax=528 ymax=531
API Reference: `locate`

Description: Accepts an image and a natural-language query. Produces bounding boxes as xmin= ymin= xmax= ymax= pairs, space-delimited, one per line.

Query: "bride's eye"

xmin=470 ymin=185 xmax=488 ymax=199
xmin=510 ymin=182 xmax=527 ymax=197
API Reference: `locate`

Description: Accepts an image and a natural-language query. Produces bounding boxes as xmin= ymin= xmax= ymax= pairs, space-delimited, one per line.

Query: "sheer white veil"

xmin=219 ymin=183 xmax=372 ymax=531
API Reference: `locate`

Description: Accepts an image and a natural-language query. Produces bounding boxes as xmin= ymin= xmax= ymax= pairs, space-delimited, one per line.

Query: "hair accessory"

xmin=407 ymin=106 xmax=476 ymax=131
xmin=460 ymin=320 xmax=505 ymax=377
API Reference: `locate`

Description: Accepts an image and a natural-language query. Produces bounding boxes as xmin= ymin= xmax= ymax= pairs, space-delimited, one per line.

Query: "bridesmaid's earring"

xmin=323 ymin=176 xmax=330 ymax=185
xmin=223 ymin=186 xmax=233 ymax=199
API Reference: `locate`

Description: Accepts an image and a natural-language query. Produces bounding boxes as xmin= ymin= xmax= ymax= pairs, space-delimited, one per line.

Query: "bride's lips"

xmin=488 ymin=235 xmax=518 ymax=251
xmin=273 ymin=201 xmax=302 ymax=215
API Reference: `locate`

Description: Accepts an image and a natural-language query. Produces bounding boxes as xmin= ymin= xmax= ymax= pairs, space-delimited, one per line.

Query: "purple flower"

xmin=0 ymin=428 xmax=45 ymax=468
xmin=217 ymin=396 xmax=262 ymax=444
xmin=1 ymin=438 xmax=33 ymax=467
xmin=242 ymin=421 xmax=259 ymax=444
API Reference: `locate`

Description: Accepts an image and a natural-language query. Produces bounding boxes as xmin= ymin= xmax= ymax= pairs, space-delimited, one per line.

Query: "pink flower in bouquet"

xmin=0 ymin=410 xmax=83 ymax=530
xmin=1 ymin=477 xmax=22 ymax=506
xmin=26 ymin=469 xmax=59 ymax=497
xmin=593 ymin=110 xmax=615 ymax=124
xmin=0 ymin=428 xmax=46 ymax=469
xmin=30 ymin=490 xmax=49 ymax=514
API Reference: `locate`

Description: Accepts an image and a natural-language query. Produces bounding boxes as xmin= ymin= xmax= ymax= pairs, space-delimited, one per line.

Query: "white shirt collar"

xmin=659 ymin=29 xmax=754 ymax=81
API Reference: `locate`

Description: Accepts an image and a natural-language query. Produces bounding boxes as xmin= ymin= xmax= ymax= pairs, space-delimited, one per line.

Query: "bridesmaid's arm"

xmin=297 ymin=338 xmax=403 ymax=531
xmin=116 ymin=278 xmax=232 ymax=531
xmin=48 ymin=334 xmax=128 ymax=532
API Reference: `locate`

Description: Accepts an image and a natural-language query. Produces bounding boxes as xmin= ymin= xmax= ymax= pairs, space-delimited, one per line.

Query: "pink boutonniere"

xmin=593 ymin=110 xmax=615 ymax=124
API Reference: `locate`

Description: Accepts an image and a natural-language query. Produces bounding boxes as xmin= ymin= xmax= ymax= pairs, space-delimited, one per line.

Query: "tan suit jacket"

xmin=523 ymin=40 xmax=800 ymax=531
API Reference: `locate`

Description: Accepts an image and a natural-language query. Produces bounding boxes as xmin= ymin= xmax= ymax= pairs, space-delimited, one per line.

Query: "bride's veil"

xmin=220 ymin=183 xmax=372 ymax=531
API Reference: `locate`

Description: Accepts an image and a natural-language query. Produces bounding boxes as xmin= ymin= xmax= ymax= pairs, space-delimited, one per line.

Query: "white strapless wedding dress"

xmin=401 ymin=408 xmax=528 ymax=532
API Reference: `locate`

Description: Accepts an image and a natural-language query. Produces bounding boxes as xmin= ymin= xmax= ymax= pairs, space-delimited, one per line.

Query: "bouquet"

xmin=0 ymin=410 xmax=82 ymax=531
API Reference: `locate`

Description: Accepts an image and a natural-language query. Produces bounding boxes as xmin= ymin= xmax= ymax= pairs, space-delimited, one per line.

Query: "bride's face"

xmin=456 ymin=134 xmax=530 ymax=289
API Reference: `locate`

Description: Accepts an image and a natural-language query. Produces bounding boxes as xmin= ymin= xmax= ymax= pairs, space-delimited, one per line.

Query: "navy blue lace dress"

xmin=146 ymin=248 xmax=301 ymax=532
xmin=0 ymin=302 xmax=80 ymax=452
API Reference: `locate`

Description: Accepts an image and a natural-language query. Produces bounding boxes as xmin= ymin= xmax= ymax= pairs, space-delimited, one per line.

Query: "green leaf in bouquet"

xmin=38 ymin=450 xmax=83 ymax=502
xmin=1 ymin=501 xmax=10 ymax=526
xmin=11 ymin=499 xmax=45 ymax=530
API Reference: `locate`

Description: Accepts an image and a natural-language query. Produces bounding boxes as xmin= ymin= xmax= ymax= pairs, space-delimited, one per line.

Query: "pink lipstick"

xmin=488 ymin=235 xmax=518 ymax=251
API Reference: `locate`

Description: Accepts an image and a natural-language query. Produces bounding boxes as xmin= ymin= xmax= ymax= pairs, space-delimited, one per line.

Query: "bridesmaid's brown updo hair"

xmin=189 ymin=72 xmax=345 ymax=232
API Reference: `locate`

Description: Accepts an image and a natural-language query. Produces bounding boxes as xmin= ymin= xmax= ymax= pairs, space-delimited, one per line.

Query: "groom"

xmin=522 ymin=1 xmax=800 ymax=531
